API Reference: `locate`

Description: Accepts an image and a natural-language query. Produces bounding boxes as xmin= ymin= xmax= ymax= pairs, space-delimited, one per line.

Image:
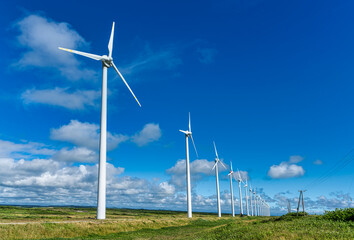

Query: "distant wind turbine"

xmin=212 ymin=141 xmax=227 ymax=217
xmin=244 ymin=178 xmax=250 ymax=216
xmin=253 ymin=188 xmax=257 ymax=216
xmin=236 ymin=169 xmax=244 ymax=216
xmin=258 ymin=195 xmax=261 ymax=216
xmin=227 ymin=161 xmax=235 ymax=217
xmin=58 ymin=22 xmax=141 ymax=220
xmin=179 ymin=113 xmax=198 ymax=218
xmin=249 ymin=183 xmax=254 ymax=216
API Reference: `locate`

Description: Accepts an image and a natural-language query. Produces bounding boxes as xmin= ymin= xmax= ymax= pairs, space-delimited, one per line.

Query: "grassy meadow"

xmin=0 ymin=206 xmax=353 ymax=239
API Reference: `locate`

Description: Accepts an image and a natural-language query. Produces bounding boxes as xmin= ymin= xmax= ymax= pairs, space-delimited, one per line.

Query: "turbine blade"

xmin=112 ymin=62 xmax=141 ymax=107
xmin=58 ymin=47 xmax=102 ymax=61
xmin=189 ymin=112 xmax=191 ymax=132
xmin=233 ymin=174 xmax=238 ymax=182
xmin=179 ymin=130 xmax=188 ymax=134
xmin=237 ymin=169 xmax=242 ymax=181
xmin=190 ymin=135 xmax=198 ymax=158
xmin=213 ymin=141 xmax=219 ymax=159
xmin=211 ymin=161 xmax=218 ymax=171
xmin=219 ymin=160 xmax=227 ymax=170
xmin=230 ymin=161 xmax=233 ymax=172
xmin=108 ymin=22 xmax=115 ymax=58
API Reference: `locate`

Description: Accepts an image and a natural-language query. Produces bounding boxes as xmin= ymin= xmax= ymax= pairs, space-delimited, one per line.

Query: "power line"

xmin=305 ymin=148 xmax=354 ymax=189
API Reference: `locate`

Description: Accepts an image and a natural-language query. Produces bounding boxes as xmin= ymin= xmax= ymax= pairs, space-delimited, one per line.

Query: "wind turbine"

xmin=258 ymin=195 xmax=261 ymax=216
xmin=236 ymin=169 xmax=244 ymax=216
xmin=244 ymin=178 xmax=250 ymax=216
xmin=58 ymin=22 xmax=141 ymax=220
xmin=179 ymin=113 xmax=198 ymax=218
xmin=253 ymin=188 xmax=257 ymax=216
xmin=227 ymin=161 xmax=235 ymax=217
xmin=249 ymin=183 xmax=254 ymax=216
xmin=212 ymin=141 xmax=227 ymax=217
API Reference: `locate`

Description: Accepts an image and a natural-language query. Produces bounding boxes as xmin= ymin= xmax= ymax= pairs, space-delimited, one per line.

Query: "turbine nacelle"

xmin=179 ymin=130 xmax=192 ymax=136
xmin=101 ymin=55 xmax=113 ymax=67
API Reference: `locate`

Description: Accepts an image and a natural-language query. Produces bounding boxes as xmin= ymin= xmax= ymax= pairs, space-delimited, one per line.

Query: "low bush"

xmin=322 ymin=208 xmax=354 ymax=222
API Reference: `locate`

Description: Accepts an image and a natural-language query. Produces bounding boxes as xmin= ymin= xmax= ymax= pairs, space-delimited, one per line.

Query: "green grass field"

xmin=0 ymin=206 xmax=353 ymax=239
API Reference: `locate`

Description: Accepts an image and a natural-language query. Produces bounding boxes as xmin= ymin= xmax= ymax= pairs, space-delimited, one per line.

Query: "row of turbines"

xmin=58 ymin=22 xmax=270 ymax=219
xmin=181 ymin=113 xmax=270 ymax=218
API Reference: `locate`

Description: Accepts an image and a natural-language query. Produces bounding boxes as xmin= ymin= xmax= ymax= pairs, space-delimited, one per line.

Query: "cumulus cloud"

xmin=166 ymin=159 xmax=229 ymax=188
xmin=51 ymin=120 xmax=161 ymax=151
xmin=197 ymin=47 xmax=218 ymax=64
xmin=0 ymin=158 xmax=61 ymax=178
xmin=236 ymin=170 xmax=250 ymax=181
xmin=21 ymin=88 xmax=100 ymax=110
xmin=270 ymin=190 xmax=353 ymax=215
xmin=0 ymin=159 xmax=122 ymax=189
xmin=0 ymin=157 xmax=183 ymax=208
xmin=50 ymin=120 xmax=129 ymax=150
xmin=52 ymin=147 xmax=98 ymax=163
xmin=131 ymin=123 xmax=162 ymax=146
xmin=0 ymin=139 xmax=55 ymax=159
xmin=267 ymin=155 xmax=305 ymax=179
xmin=268 ymin=162 xmax=305 ymax=179
xmin=14 ymin=14 xmax=96 ymax=80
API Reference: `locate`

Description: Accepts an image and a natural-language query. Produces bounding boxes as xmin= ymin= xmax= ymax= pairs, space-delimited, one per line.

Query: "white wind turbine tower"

xmin=258 ymin=195 xmax=262 ymax=216
xmin=58 ymin=22 xmax=141 ymax=220
xmin=256 ymin=195 xmax=259 ymax=216
xmin=227 ymin=161 xmax=235 ymax=217
xmin=236 ymin=170 xmax=244 ymax=216
xmin=179 ymin=113 xmax=198 ymax=218
xmin=212 ymin=141 xmax=227 ymax=217
xmin=244 ymin=178 xmax=250 ymax=216
xmin=253 ymin=188 xmax=257 ymax=216
xmin=249 ymin=184 xmax=254 ymax=216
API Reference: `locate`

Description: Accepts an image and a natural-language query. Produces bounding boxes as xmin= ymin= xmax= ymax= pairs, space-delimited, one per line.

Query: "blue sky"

xmin=0 ymin=0 xmax=353 ymax=215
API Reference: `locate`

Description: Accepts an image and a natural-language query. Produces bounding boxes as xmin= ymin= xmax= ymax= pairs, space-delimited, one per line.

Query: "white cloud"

xmin=268 ymin=162 xmax=305 ymax=179
xmin=52 ymin=147 xmax=98 ymax=163
xmin=14 ymin=14 xmax=97 ymax=80
xmin=0 ymin=139 xmax=55 ymax=159
xmin=0 ymin=159 xmax=123 ymax=189
xmin=0 ymin=154 xmax=350 ymax=213
xmin=197 ymin=47 xmax=218 ymax=64
xmin=21 ymin=88 xmax=100 ymax=110
xmin=50 ymin=120 xmax=129 ymax=150
xmin=267 ymin=155 xmax=305 ymax=179
xmin=166 ymin=159 xmax=229 ymax=188
xmin=313 ymin=159 xmax=323 ymax=165
xmin=0 ymin=158 xmax=60 ymax=177
xmin=235 ymin=170 xmax=250 ymax=181
xmin=270 ymin=191 xmax=353 ymax=215
xmin=51 ymin=120 xmax=160 ymax=151
xmin=289 ymin=155 xmax=304 ymax=164
xmin=120 ymin=43 xmax=182 ymax=76
xmin=131 ymin=123 xmax=161 ymax=146
xmin=159 ymin=181 xmax=176 ymax=195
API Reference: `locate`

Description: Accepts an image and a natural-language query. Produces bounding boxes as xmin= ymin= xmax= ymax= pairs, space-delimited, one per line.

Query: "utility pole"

xmin=302 ymin=190 xmax=306 ymax=216
xmin=297 ymin=190 xmax=307 ymax=216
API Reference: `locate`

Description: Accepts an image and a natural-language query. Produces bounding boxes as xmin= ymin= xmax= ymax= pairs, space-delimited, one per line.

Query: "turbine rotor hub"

xmin=101 ymin=55 xmax=113 ymax=68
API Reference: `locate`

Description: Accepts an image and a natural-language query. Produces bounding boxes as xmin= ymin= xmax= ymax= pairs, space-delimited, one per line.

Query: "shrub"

xmin=282 ymin=212 xmax=308 ymax=217
xmin=322 ymin=208 xmax=354 ymax=222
